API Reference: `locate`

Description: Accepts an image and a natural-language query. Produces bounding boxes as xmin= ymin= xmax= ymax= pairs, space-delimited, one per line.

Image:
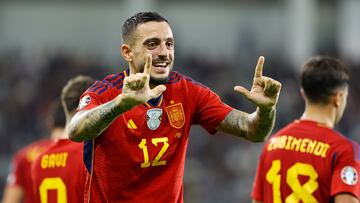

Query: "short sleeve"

xmin=330 ymin=141 xmax=360 ymax=198
xmin=192 ymin=86 xmax=232 ymax=134
xmin=77 ymin=80 xmax=115 ymax=111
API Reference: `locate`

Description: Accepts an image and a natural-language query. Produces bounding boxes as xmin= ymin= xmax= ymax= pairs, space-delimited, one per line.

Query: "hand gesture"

xmin=121 ymin=54 xmax=166 ymax=105
xmin=234 ymin=56 xmax=281 ymax=110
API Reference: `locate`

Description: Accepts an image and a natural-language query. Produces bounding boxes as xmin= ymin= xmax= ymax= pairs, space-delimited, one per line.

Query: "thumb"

xmin=234 ymin=85 xmax=251 ymax=98
xmin=150 ymin=85 xmax=166 ymax=99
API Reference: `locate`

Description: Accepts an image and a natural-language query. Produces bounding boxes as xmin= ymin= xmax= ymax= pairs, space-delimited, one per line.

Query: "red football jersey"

xmin=6 ymin=139 xmax=52 ymax=203
xmin=78 ymin=70 xmax=232 ymax=203
xmin=31 ymin=139 xmax=85 ymax=203
xmin=252 ymin=120 xmax=360 ymax=202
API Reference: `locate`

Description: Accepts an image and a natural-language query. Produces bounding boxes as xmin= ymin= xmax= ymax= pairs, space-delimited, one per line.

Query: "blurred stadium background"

xmin=1 ymin=0 xmax=360 ymax=202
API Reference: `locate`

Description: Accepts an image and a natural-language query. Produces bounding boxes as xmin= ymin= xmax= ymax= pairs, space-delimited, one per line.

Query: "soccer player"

xmin=2 ymin=102 xmax=65 ymax=203
xmin=31 ymin=75 xmax=94 ymax=203
xmin=69 ymin=12 xmax=281 ymax=203
xmin=252 ymin=56 xmax=360 ymax=203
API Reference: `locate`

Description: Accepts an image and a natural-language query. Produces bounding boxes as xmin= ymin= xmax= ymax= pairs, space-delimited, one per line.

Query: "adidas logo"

xmin=127 ymin=119 xmax=137 ymax=129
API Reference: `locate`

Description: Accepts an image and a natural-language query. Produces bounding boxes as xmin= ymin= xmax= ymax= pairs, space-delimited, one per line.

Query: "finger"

xmin=271 ymin=81 xmax=282 ymax=95
xmin=127 ymin=77 xmax=138 ymax=90
xmin=143 ymin=54 xmax=152 ymax=75
xmin=134 ymin=78 xmax=142 ymax=89
xmin=234 ymin=85 xmax=251 ymax=99
xmin=123 ymin=77 xmax=131 ymax=89
xmin=264 ymin=79 xmax=273 ymax=97
xmin=275 ymin=81 xmax=282 ymax=92
xmin=264 ymin=79 xmax=282 ymax=97
xmin=150 ymin=85 xmax=166 ymax=99
xmin=254 ymin=56 xmax=264 ymax=79
xmin=129 ymin=60 xmax=137 ymax=75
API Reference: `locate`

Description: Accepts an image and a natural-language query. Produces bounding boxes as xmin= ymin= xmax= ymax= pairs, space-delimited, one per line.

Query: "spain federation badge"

xmin=146 ymin=108 xmax=162 ymax=130
xmin=165 ymin=103 xmax=185 ymax=129
xmin=341 ymin=166 xmax=358 ymax=185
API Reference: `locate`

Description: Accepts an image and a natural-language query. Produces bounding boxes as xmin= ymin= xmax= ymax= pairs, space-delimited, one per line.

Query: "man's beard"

xmin=138 ymin=58 xmax=173 ymax=85
xmin=150 ymin=76 xmax=169 ymax=86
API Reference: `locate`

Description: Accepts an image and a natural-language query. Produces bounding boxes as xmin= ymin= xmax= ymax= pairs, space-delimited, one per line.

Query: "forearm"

xmin=334 ymin=193 xmax=359 ymax=203
xmin=217 ymin=107 xmax=275 ymax=142
xmin=250 ymin=107 xmax=276 ymax=142
xmin=68 ymin=95 xmax=137 ymax=142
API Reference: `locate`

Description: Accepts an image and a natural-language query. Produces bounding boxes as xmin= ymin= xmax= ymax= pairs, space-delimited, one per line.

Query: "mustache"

xmin=152 ymin=56 xmax=171 ymax=64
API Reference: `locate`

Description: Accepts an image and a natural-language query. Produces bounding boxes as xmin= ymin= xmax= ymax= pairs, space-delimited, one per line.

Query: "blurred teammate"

xmin=31 ymin=75 xmax=94 ymax=203
xmin=2 ymin=102 xmax=65 ymax=203
xmin=252 ymin=56 xmax=360 ymax=202
xmin=69 ymin=12 xmax=281 ymax=203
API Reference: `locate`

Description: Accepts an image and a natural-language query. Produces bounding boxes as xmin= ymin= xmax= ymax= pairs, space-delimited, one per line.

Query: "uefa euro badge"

xmin=341 ymin=166 xmax=358 ymax=185
xmin=146 ymin=108 xmax=163 ymax=130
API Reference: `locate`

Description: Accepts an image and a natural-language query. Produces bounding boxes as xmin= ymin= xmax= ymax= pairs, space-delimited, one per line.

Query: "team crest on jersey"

xmin=78 ymin=95 xmax=91 ymax=110
xmin=341 ymin=166 xmax=358 ymax=185
xmin=146 ymin=108 xmax=162 ymax=130
xmin=165 ymin=103 xmax=185 ymax=129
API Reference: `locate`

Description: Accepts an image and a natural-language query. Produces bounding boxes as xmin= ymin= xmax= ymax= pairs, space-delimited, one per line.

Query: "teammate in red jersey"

xmin=31 ymin=76 xmax=94 ymax=203
xmin=68 ymin=12 xmax=281 ymax=203
xmin=2 ymin=101 xmax=65 ymax=203
xmin=252 ymin=56 xmax=360 ymax=203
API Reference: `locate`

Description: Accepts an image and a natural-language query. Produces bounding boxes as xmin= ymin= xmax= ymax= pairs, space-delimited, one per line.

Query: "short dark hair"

xmin=61 ymin=75 xmax=94 ymax=114
xmin=48 ymin=100 xmax=66 ymax=128
xmin=301 ymin=56 xmax=349 ymax=104
xmin=122 ymin=12 xmax=168 ymax=43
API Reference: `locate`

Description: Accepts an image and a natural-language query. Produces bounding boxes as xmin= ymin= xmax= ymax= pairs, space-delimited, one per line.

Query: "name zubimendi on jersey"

xmin=267 ymin=135 xmax=330 ymax=158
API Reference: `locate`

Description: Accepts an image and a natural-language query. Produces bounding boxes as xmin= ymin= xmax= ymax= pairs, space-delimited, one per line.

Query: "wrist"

xmin=257 ymin=106 xmax=275 ymax=116
xmin=115 ymin=94 xmax=142 ymax=111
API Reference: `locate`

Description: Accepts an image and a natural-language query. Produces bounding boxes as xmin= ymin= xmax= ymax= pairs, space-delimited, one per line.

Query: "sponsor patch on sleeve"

xmin=341 ymin=166 xmax=358 ymax=185
xmin=77 ymin=95 xmax=91 ymax=110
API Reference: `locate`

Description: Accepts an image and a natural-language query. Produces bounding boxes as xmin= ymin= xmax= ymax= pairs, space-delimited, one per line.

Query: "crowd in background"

xmin=1 ymin=49 xmax=360 ymax=202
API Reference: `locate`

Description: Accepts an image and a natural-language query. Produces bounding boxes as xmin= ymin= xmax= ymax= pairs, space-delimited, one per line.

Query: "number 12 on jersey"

xmin=266 ymin=160 xmax=319 ymax=203
xmin=138 ymin=137 xmax=169 ymax=168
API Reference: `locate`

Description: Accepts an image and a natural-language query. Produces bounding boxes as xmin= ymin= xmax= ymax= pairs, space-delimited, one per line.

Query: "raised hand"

xmin=234 ymin=56 xmax=281 ymax=110
xmin=121 ymin=54 xmax=166 ymax=105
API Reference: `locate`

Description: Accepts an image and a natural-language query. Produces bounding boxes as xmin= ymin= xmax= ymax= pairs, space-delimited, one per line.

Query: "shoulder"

xmin=47 ymin=140 xmax=82 ymax=152
xmin=333 ymin=134 xmax=360 ymax=155
xmin=166 ymin=71 xmax=209 ymax=90
xmin=15 ymin=139 xmax=51 ymax=161
xmin=86 ymin=70 xmax=128 ymax=95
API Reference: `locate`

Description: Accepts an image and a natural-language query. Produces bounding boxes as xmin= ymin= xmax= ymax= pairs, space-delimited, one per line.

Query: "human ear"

xmin=121 ymin=44 xmax=134 ymax=62
xmin=300 ymin=88 xmax=306 ymax=100
xmin=333 ymin=91 xmax=343 ymax=108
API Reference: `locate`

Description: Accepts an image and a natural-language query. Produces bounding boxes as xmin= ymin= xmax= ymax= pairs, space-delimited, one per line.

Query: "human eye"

xmin=147 ymin=42 xmax=156 ymax=49
xmin=144 ymin=40 xmax=159 ymax=50
xmin=166 ymin=40 xmax=174 ymax=49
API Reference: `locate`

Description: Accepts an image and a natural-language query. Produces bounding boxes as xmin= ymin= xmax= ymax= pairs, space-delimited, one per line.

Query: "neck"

xmin=300 ymin=103 xmax=336 ymax=128
xmin=62 ymin=115 xmax=74 ymax=139
xmin=49 ymin=127 xmax=68 ymax=139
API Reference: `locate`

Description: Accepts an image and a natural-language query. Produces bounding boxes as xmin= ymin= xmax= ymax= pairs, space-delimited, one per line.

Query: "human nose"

xmin=157 ymin=43 xmax=169 ymax=56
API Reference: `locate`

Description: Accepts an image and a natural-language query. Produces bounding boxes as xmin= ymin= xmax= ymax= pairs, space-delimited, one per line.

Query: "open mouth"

xmin=152 ymin=62 xmax=169 ymax=69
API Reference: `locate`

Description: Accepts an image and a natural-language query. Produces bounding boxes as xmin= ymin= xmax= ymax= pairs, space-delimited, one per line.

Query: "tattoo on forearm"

xmin=219 ymin=108 xmax=275 ymax=142
xmin=235 ymin=113 xmax=249 ymax=134
xmin=70 ymin=99 xmax=131 ymax=141
xmin=222 ymin=110 xmax=250 ymax=137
